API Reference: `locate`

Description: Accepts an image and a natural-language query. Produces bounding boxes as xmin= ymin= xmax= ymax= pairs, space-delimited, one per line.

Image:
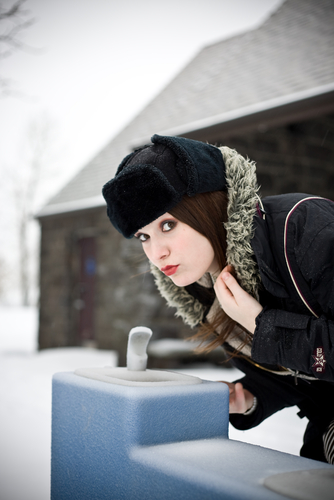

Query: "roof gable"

xmin=38 ymin=0 xmax=334 ymax=217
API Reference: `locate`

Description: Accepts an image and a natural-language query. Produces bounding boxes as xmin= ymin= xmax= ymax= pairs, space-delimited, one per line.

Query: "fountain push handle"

xmin=126 ymin=326 xmax=153 ymax=371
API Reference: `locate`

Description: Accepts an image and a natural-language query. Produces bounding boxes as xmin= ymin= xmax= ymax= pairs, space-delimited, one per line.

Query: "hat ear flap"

xmin=102 ymin=164 xmax=182 ymax=238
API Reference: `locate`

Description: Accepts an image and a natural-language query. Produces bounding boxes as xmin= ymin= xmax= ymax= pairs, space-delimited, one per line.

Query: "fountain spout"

xmin=126 ymin=326 xmax=153 ymax=371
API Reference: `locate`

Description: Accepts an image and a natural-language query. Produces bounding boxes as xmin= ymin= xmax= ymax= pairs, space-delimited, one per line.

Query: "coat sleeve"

xmin=252 ymin=208 xmax=334 ymax=382
xmin=228 ymin=360 xmax=306 ymax=430
xmin=229 ymin=355 xmax=334 ymax=432
xmin=228 ymin=375 xmax=292 ymax=430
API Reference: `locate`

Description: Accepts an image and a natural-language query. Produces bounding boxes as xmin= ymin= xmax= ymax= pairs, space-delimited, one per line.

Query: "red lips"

xmin=161 ymin=265 xmax=179 ymax=276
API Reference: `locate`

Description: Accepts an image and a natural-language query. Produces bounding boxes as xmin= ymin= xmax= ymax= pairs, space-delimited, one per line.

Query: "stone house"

xmin=37 ymin=0 xmax=334 ymax=365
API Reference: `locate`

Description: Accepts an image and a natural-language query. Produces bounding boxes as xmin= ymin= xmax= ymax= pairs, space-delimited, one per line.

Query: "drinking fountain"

xmin=51 ymin=326 xmax=229 ymax=500
xmin=51 ymin=326 xmax=333 ymax=500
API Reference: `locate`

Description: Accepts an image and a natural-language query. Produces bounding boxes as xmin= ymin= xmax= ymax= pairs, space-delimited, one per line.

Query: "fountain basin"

xmin=74 ymin=366 xmax=202 ymax=386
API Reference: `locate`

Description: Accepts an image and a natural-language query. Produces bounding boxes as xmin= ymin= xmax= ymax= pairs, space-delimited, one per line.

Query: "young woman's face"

xmin=135 ymin=213 xmax=219 ymax=287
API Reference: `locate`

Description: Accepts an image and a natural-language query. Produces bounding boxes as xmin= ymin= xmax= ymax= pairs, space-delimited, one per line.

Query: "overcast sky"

xmin=1 ymin=0 xmax=283 ymax=192
xmin=0 ymin=0 xmax=283 ymax=301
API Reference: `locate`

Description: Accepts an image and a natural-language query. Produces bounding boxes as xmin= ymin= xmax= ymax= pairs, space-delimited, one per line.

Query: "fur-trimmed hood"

xmin=150 ymin=146 xmax=262 ymax=329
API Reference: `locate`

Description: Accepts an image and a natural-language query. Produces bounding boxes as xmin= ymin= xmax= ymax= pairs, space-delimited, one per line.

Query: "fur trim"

xmin=151 ymin=145 xmax=262 ymax=326
xmin=219 ymin=146 xmax=261 ymax=298
xmin=150 ymin=264 xmax=206 ymax=327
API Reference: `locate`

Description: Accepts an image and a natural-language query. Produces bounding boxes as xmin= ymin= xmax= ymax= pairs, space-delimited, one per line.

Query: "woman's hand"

xmin=220 ymin=381 xmax=255 ymax=414
xmin=214 ymin=265 xmax=263 ymax=334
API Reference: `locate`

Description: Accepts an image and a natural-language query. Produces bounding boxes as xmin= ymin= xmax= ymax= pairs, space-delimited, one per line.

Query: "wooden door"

xmin=78 ymin=237 xmax=96 ymax=342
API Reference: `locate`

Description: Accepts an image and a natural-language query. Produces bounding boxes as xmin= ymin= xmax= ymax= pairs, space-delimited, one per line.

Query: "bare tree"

xmin=11 ymin=113 xmax=57 ymax=305
xmin=0 ymin=256 xmax=9 ymax=300
xmin=0 ymin=0 xmax=37 ymax=96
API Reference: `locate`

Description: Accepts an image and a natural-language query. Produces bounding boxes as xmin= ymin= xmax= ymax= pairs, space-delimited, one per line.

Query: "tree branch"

xmin=0 ymin=0 xmax=40 ymax=96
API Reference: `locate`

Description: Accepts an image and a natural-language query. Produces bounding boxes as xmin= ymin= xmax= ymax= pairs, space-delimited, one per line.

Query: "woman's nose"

xmin=151 ymin=241 xmax=170 ymax=262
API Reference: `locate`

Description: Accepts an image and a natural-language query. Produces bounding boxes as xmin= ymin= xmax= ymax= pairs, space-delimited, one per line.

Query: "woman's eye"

xmin=136 ymin=233 xmax=149 ymax=242
xmin=162 ymin=221 xmax=175 ymax=232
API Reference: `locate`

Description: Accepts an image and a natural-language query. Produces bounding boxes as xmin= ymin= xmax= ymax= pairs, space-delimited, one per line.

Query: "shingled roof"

xmin=38 ymin=0 xmax=334 ymax=217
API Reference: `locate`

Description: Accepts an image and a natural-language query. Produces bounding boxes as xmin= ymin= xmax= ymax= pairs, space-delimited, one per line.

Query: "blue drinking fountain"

xmin=51 ymin=327 xmax=334 ymax=500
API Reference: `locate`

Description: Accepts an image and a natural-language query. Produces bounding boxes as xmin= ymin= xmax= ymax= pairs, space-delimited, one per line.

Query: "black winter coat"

xmin=251 ymin=193 xmax=334 ymax=381
xmin=152 ymin=191 xmax=334 ymax=461
xmin=230 ymin=193 xmax=334 ymax=462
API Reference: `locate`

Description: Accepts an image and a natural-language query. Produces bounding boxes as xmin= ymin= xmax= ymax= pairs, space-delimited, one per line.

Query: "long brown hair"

xmin=170 ymin=191 xmax=251 ymax=353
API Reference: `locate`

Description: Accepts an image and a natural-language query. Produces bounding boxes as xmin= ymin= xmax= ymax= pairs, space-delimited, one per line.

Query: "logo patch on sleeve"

xmin=312 ymin=346 xmax=326 ymax=373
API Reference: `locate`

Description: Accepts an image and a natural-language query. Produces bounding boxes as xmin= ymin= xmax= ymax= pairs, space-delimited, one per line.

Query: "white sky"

xmin=1 ymin=0 xmax=283 ymax=191
xmin=0 ymin=0 xmax=283 ymax=301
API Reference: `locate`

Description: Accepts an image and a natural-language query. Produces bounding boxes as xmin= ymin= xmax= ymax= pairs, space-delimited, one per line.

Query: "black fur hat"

xmin=102 ymin=134 xmax=226 ymax=238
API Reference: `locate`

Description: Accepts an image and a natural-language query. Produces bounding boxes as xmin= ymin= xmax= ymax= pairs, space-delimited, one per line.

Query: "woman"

xmin=102 ymin=134 xmax=334 ymax=464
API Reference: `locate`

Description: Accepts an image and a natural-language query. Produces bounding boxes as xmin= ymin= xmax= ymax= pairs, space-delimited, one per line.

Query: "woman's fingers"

xmin=219 ymin=381 xmax=253 ymax=414
xmin=214 ymin=271 xmax=242 ymax=313
xmin=214 ymin=270 xmax=263 ymax=333
xmin=214 ymin=271 xmax=236 ymax=304
xmin=219 ymin=381 xmax=234 ymax=393
xmin=221 ymin=271 xmax=241 ymax=302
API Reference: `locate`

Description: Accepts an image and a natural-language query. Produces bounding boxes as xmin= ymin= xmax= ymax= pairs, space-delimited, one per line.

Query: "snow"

xmin=0 ymin=306 xmax=307 ymax=500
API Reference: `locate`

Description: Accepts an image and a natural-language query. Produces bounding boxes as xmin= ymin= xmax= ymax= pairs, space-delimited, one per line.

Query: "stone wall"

xmin=221 ymin=114 xmax=334 ymax=199
xmin=38 ymin=114 xmax=334 ymax=363
xmin=38 ymin=207 xmax=193 ymax=365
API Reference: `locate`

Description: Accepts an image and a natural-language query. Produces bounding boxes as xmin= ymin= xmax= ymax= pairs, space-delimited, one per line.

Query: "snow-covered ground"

xmin=0 ymin=306 xmax=307 ymax=500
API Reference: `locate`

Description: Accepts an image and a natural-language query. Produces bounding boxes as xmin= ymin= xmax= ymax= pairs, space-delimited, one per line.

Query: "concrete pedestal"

xmin=51 ymin=371 xmax=333 ymax=500
xmin=51 ymin=371 xmax=228 ymax=499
